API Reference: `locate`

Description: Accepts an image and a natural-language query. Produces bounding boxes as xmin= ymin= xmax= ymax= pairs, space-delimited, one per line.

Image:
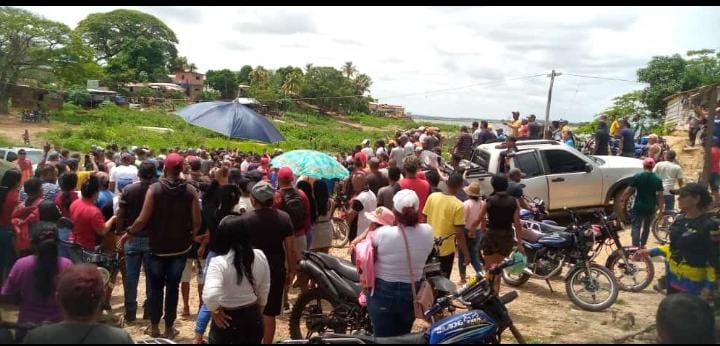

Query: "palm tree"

xmin=250 ymin=67 xmax=269 ymax=85
xmin=305 ymin=63 xmax=314 ymax=74
xmin=353 ymin=73 xmax=372 ymax=95
xmin=281 ymin=71 xmax=303 ymax=97
xmin=342 ymin=61 xmax=357 ymax=79
xmin=188 ymin=63 xmax=197 ymax=73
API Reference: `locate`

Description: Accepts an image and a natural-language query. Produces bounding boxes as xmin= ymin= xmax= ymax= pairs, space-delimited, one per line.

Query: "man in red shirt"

xmin=273 ymin=167 xmax=311 ymax=313
xmin=16 ymin=149 xmax=33 ymax=186
xmin=399 ymin=156 xmax=430 ymax=222
xmin=69 ymin=176 xmax=116 ymax=250
xmin=711 ymin=138 xmax=720 ymax=203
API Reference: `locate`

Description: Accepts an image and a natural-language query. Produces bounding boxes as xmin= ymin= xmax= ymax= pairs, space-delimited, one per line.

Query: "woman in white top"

xmin=202 ymin=218 xmax=271 ymax=344
xmin=368 ymin=189 xmax=433 ymax=337
xmin=310 ymin=180 xmax=333 ymax=253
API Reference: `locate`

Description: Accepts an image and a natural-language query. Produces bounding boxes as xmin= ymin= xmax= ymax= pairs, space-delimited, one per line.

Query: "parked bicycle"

xmin=330 ymin=193 xmax=350 ymax=248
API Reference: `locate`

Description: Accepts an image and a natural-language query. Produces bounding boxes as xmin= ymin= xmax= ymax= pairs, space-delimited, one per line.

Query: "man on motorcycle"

xmin=507 ymin=169 xmax=532 ymax=211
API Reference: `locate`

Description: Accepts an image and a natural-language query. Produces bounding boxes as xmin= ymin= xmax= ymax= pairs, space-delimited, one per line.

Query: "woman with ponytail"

xmin=202 ymin=213 xmax=270 ymax=344
xmin=54 ymin=172 xmax=78 ymax=217
xmin=1 ymin=228 xmax=73 ymax=325
xmin=0 ymin=169 xmax=22 ymax=284
xmin=69 ymin=175 xmax=116 ymax=250
xmin=367 ymin=189 xmax=433 ymax=337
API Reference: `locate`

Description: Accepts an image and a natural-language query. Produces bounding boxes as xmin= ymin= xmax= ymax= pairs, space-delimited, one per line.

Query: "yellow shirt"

xmin=422 ymin=192 xmax=465 ymax=256
xmin=507 ymin=119 xmax=522 ymax=137
xmin=609 ymin=120 xmax=619 ymax=137
xmin=76 ymin=171 xmax=92 ymax=190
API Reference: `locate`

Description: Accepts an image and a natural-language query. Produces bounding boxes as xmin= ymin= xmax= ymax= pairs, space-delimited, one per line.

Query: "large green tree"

xmin=206 ymin=69 xmax=239 ymax=99
xmin=168 ymin=55 xmax=197 ymax=73
xmin=637 ymin=50 xmax=720 ymax=116
xmin=236 ymin=65 xmax=253 ymax=84
xmin=76 ymin=9 xmax=178 ymax=86
xmin=0 ymin=7 xmax=72 ymax=113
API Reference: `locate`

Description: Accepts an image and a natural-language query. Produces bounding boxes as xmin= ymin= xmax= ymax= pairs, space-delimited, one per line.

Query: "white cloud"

xmin=15 ymin=5 xmax=720 ymax=121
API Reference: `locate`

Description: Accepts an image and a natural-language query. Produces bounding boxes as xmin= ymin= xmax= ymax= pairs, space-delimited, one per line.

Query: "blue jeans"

xmin=123 ymin=236 xmax=152 ymax=316
xmin=631 ymin=210 xmax=655 ymax=247
xmin=367 ymin=278 xmax=417 ymax=337
xmin=458 ymin=229 xmax=483 ymax=279
xmin=147 ymin=253 xmax=187 ymax=326
xmin=194 ymin=251 xmax=217 ymax=335
xmin=663 ymin=194 xmax=675 ymax=212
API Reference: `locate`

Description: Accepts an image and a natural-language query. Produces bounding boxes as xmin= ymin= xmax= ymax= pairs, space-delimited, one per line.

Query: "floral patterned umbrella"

xmin=271 ymin=150 xmax=349 ymax=180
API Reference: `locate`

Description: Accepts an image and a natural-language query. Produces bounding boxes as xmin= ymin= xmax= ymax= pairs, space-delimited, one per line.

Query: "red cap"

xmin=416 ymin=170 xmax=426 ymax=180
xmin=278 ymin=167 xmax=294 ymax=181
xmin=643 ymin=157 xmax=655 ymax=169
xmin=261 ymin=157 xmax=269 ymax=165
xmin=165 ymin=153 xmax=184 ymax=171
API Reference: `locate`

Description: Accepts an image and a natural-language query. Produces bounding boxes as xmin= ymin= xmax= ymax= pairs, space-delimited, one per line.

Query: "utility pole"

xmin=701 ymin=84 xmax=718 ymax=186
xmin=543 ymin=69 xmax=562 ymax=139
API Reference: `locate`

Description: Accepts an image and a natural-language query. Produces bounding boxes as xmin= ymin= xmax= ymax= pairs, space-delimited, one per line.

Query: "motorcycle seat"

xmin=312 ymin=252 xmax=360 ymax=282
xmin=329 ymin=332 xmax=427 ymax=344
xmin=538 ymin=222 xmax=567 ymax=234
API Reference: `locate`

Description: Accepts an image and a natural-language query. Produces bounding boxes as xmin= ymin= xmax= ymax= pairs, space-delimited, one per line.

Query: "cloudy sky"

xmin=19 ymin=6 xmax=720 ymax=122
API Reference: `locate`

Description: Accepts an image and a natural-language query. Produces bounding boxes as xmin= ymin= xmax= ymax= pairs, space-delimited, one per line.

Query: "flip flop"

xmin=164 ymin=327 xmax=180 ymax=340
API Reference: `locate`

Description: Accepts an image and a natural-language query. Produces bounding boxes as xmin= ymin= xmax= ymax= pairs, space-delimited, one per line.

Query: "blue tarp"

xmin=175 ymin=100 xmax=284 ymax=143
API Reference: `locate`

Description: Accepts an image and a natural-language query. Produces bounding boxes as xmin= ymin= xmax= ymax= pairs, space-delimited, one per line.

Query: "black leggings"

xmin=209 ymin=305 xmax=263 ymax=344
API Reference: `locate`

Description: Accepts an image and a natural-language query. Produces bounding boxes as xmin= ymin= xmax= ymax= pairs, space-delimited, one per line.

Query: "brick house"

xmin=170 ymin=70 xmax=205 ymax=101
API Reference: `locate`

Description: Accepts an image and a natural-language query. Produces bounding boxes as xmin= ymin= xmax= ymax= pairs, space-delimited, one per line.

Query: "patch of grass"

xmin=41 ymin=103 xmax=454 ymax=154
xmin=0 ymin=134 xmax=15 ymax=147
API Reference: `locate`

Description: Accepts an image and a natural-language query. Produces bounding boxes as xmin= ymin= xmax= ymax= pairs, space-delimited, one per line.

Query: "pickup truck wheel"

xmin=613 ymin=187 xmax=632 ymax=224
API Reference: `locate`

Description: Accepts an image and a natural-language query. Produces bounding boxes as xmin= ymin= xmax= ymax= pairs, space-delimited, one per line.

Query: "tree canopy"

xmin=206 ymin=69 xmax=239 ymax=99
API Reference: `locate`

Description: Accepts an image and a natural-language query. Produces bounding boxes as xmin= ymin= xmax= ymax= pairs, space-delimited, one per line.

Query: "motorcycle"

xmin=502 ymin=208 xmax=620 ymax=311
xmin=280 ymin=258 xmax=524 ymax=344
xmin=591 ymin=210 xmax=654 ymax=292
xmin=289 ymin=236 xmax=458 ymax=340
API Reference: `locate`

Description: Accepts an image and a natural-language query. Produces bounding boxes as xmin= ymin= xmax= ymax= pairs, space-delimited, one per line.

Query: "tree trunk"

xmin=0 ymin=94 xmax=8 ymax=115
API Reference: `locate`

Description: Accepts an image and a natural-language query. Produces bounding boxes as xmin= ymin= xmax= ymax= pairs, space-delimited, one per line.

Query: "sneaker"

xmin=124 ymin=311 xmax=137 ymax=323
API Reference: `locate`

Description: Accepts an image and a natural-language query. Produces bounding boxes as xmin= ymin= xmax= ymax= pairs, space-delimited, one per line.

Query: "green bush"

xmin=67 ymin=86 xmax=89 ymax=106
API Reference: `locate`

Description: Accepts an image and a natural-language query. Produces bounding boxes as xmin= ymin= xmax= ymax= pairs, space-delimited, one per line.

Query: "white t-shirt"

xmin=472 ymin=129 xmax=482 ymax=144
xmin=404 ymin=142 xmax=415 ymax=157
xmin=354 ymin=190 xmax=377 ymax=236
xmin=203 ymin=249 xmax=271 ymax=311
xmin=240 ymin=160 xmax=250 ymax=173
xmin=233 ymin=196 xmax=255 ymax=214
xmin=361 ymin=147 xmax=375 ymax=158
xmin=653 ymin=161 xmax=683 ymax=195
xmin=372 ymin=224 xmax=434 ymax=283
xmin=390 ymin=147 xmax=405 ymax=169
xmin=109 ymin=164 xmax=139 ymax=194
xmin=376 ymin=147 xmax=387 ymax=158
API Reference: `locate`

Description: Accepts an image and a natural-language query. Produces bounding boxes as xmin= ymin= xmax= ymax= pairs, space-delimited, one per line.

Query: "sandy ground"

xmin=0 ymin=113 xmax=54 ymax=147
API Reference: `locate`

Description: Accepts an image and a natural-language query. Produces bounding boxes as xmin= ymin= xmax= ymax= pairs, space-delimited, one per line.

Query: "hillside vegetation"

xmin=37 ymin=103 xmax=458 ymax=155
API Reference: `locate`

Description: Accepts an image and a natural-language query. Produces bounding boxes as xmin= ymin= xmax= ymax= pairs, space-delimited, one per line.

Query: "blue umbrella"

xmin=175 ymin=100 xmax=284 ymax=143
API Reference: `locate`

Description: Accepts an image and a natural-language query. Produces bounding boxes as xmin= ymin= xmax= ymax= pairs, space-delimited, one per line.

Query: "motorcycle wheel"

xmin=289 ymin=289 xmax=341 ymax=340
xmin=565 ymin=263 xmax=619 ymax=312
xmin=330 ymin=217 xmax=350 ymax=248
xmin=606 ymin=249 xmax=654 ymax=292
xmin=502 ymin=268 xmax=530 ymax=287
xmin=613 ymin=187 xmax=633 ymax=224
xmin=651 ymin=213 xmax=674 ymax=245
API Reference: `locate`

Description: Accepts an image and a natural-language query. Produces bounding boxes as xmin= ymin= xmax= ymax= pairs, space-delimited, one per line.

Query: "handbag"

xmin=399 ymin=225 xmax=434 ymax=320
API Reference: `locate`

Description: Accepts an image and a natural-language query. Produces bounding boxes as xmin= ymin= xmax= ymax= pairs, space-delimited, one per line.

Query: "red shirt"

xmin=713 ymin=147 xmax=720 ymax=173
xmin=16 ymin=159 xmax=33 ymax=185
xmin=274 ymin=188 xmax=311 ymax=237
xmin=53 ymin=191 xmax=79 ymax=218
xmin=399 ymin=177 xmax=431 ymax=221
xmin=69 ymin=199 xmax=105 ymax=249
xmin=0 ymin=189 xmax=19 ymax=226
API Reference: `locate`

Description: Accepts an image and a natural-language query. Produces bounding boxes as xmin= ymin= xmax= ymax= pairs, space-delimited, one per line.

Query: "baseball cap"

xmin=260 ymin=157 xmax=269 ymax=165
xmin=251 ymin=181 xmax=276 ymax=203
xmin=165 ymin=153 xmax=184 ymax=171
xmin=362 ymin=139 xmax=370 ymax=146
xmin=364 ymin=207 xmax=396 ymax=226
xmin=393 ymin=189 xmax=420 ymax=213
xmin=278 ymin=167 xmax=294 ymax=181
xmin=642 ymin=157 xmax=655 ymax=169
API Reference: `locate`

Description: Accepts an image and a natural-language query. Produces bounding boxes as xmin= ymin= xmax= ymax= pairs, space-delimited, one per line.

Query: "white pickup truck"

xmin=462 ymin=140 xmax=644 ymax=222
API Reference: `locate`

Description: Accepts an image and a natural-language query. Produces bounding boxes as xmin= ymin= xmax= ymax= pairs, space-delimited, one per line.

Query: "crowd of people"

xmin=0 ymin=108 xmax=718 ymax=343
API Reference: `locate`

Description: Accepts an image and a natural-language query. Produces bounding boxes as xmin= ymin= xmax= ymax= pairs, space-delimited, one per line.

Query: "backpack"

xmin=280 ymin=188 xmax=307 ymax=231
xmin=354 ymin=233 xmax=376 ymax=306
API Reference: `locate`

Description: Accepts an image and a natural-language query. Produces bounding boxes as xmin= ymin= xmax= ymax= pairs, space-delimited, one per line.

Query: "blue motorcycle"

xmin=279 ymin=258 xmax=525 ymax=344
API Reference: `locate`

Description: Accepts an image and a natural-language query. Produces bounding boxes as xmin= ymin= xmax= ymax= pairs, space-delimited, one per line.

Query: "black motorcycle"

xmin=502 ymin=209 xmax=619 ymax=311
xmin=289 ymin=238 xmax=458 ymax=340
xmin=280 ymin=258 xmax=525 ymax=345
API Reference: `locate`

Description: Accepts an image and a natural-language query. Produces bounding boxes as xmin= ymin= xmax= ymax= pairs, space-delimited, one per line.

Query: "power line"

xmin=562 ymin=73 xmax=647 ymax=84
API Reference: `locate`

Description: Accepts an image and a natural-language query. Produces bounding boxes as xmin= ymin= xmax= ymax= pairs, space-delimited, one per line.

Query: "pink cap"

xmin=364 ymin=207 xmax=396 ymax=226
xmin=278 ymin=167 xmax=294 ymax=181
